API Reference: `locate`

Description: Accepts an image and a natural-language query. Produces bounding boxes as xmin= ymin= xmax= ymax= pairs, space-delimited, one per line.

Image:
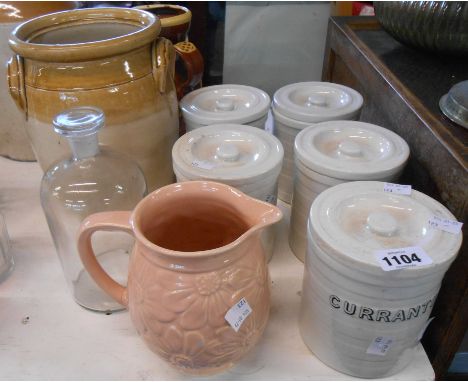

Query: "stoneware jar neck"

xmin=23 ymin=46 xmax=152 ymax=90
xmin=9 ymin=7 xmax=161 ymax=62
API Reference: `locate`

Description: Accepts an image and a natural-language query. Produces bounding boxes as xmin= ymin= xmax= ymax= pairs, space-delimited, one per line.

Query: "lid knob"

xmin=306 ymin=94 xmax=327 ymax=107
xmin=366 ymin=211 xmax=398 ymax=237
xmin=338 ymin=140 xmax=362 ymax=157
xmin=216 ymin=142 xmax=240 ymax=162
xmin=215 ymin=98 xmax=235 ymax=111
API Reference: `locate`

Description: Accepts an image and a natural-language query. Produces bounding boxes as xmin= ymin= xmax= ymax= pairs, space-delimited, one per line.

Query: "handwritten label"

xmin=225 ymin=297 xmax=252 ymax=332
xmin=428 ymin=216 xmax=463 ymax=234
xmin=383 ymin=182 xmax=412 ymax=195
xmin=374 ymin=246 xmax=432 ymax=271
xmin=191 ymin=160 xmax=215 ymax=170
xmin=367 ymin=336 xmax=394 ymax=356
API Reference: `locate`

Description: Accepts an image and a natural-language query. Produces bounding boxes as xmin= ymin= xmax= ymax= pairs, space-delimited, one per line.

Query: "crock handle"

xmin=174 ymin=41 xmax=204 ymax=99
xmin=7 ymin=55 xmax=27 ymax=116
xmin=152 ymin=37 xmax=176 ymax=94
xmin=77 ymin=211 xmax=133 ymax=307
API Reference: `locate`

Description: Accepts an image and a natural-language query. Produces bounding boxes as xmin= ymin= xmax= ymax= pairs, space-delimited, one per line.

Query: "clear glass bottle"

xmin=40 ymin=107 xmax=147 ymax=312
xmin=0 ymin=213 xmax=13 ymax=283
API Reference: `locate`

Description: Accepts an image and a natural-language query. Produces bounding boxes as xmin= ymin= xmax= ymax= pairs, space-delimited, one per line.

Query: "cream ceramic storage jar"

xmin=289 ymin=121 xmax=409 ymax=262
xmin=172 ymin=123 xmax=283 ymax=261
xmin=180 ymin=84 xmax=270 ymax=131
xmin=272 ymin=82 xmax=363 ymax=203
xmin=299 ymin=181 xmax=463 ymax=378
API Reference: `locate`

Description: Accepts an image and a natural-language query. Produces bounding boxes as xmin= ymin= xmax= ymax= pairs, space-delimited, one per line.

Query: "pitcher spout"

xmin=223 ymin=185 xmax=283 ymax=237
xmin=245 ymin=197 xmax=283 ymax=232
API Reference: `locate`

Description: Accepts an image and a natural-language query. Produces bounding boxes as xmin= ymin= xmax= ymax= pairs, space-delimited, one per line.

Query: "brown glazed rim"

xmin=134 ymin=4 xmax=191 ymax=27
xmin=8 ymin=7 xmax=161 ymax=62
xmin=0 ymin=2 xmax=78 ymax=23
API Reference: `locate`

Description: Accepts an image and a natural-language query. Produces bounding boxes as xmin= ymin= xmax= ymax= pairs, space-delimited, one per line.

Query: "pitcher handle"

xmin=174 ymin=41 xmax=204 ymax=99
xmin=77 ymin=211 xmax=133 ymax=307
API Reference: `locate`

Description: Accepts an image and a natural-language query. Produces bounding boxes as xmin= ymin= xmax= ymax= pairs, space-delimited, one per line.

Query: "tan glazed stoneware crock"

xmin=77 ymin=181 xmax=282 ymax=375
xmin=0 ymin=1 xmax=77 ymax=160
xmin=7 ymin=7 xmax=179 ymax=191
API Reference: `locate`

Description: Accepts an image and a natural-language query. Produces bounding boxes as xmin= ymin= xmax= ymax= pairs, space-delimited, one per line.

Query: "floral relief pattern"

xmin=233 ymin=260 xmax=270 ymax=307
xmin=156 ymin=326 xmax=206 ymax=370
xmin=128 ymin=247 xmax=270 ymax=373
xmin=130 ymin=263 xmax=173 ymax=342
xmin=204 ymin=308 xmax=267 ymax=367
xmin=159 ymin=270 xmax=234 ymax=330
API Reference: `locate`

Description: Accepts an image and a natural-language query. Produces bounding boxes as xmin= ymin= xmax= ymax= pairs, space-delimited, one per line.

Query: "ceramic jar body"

xmin=272 ymin=82 xmax=363 ymax=203
xmin=8 ymin=8 xmax=179 ymax=191
xmin=77 ymin=181 xmax=282 ymax=375
xmin=289 ymin=121 xmax=410 ymax=262
xmin=289 ymin=159 xmax=350 ymax=261
xmin=185 ymin=114 xmax=269 ymax=132
xmin=22 ymin=49 xmax=178 ymax=191
xmin=0 ymin=1 xmax=77 ymax=160
xmin=0 ymin=20 xmax=34 ymax=161
xmin=300 ymin=236 xmax=441 ymax=378
xmin=289 ymin=161 xmax=402 ymax=262
xmin=272 ymin=109 xmax=313 ymax=203
xmin=299 ymin=181 xmax=462 ymax=378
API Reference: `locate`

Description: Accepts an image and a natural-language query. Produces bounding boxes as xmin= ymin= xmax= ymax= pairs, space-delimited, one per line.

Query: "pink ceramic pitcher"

xmin=77 ymin=181 xmax=282 ymax=375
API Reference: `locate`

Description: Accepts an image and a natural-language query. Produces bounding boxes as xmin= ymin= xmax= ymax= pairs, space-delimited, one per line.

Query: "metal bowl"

xmin=374 ymin=1 xmax=468 ymax=56
xmin=439 ymin=80 xmax=468 ymax=129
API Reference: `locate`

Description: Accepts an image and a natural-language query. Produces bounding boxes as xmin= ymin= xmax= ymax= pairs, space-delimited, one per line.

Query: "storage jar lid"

xmin=180 ymin=84 xmax=270 ymax=125
xmin=310 ymin=181 xmax=462 ymax=272
xmin=295 ymin=121 xmax=410 ymax=180
xmin=172 ymin=124 xmax=283 ymax=183
xmin=272 ymin=82 xmax=363 ymax=123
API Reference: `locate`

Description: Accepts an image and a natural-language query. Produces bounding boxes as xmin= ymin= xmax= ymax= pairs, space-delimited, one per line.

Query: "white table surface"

xmin=0 ymin=157 xmax=435 ymax=380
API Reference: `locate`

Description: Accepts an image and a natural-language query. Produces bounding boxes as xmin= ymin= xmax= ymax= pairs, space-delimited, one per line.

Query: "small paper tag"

xmin=191 ymin=160 xmax=215 ymax=170
xmin=225 ymin=297 xmax=252 ymax=332
xmin=374 ymin=246 xmax=433 ymax=271
xmin=367 ymin=336 xmax=394 ymax=356
xmin=383 ymin=182 xmax=412 ymax=195
xmin=417 ymin=317 xmax=435 ymax=342
xmin=428 ymin=216 xmax=463 ymax=234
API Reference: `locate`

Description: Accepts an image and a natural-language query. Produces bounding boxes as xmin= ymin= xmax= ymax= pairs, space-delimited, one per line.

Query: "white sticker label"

xmin=428 ymin=215 xmax=463 ymax=234
xmin=383 ymin=182 xmax=412 ymax=195
xmin=374 ymin=246 xmax=433 ymax=271
xmin=225 ymin=297 xmax=252 ymax=332
xmin=417 ymin=317 xmax=435 ymax=342
xmin=191 ymin=160 xmax=215 ymax=170
xmin=367 ymin=336 xmax=394 ymax=356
